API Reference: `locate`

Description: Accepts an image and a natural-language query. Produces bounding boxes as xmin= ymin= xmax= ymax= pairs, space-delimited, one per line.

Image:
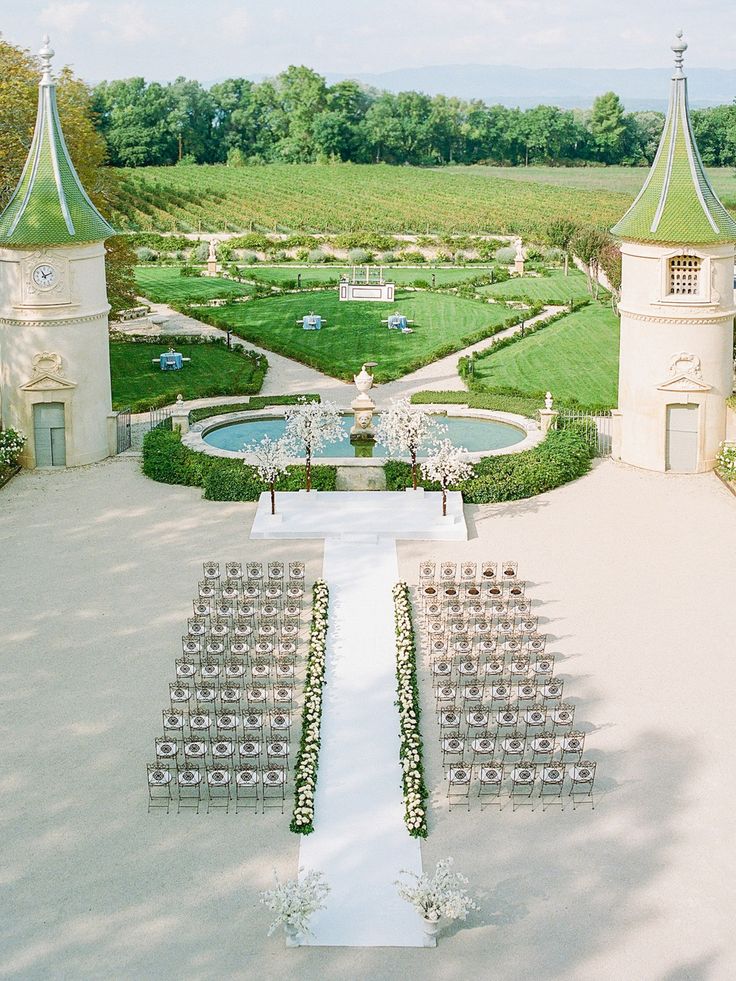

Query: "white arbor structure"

xmin=611 ymin=32 xmax=736 ymax=473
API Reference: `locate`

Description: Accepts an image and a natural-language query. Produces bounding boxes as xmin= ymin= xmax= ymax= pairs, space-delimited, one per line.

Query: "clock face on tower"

xmin=32 ymin=263 xmax=57 ymax=289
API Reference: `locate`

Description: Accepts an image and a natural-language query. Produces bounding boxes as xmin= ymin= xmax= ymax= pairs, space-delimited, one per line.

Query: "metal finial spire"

xmin=672 ymin=29 xmax=687 ymax=77
xmin=39 ymin=34 xmax=54 ymax=85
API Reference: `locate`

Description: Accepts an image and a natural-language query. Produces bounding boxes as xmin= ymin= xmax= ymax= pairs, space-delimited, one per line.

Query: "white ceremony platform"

xmin=251 ymin=490 xmax=468 ymax=946
xmin=250 ymin=489 xmax=468 ymax=542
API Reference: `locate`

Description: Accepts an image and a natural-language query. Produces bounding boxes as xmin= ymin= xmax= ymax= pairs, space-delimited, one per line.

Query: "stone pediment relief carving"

xmin=656 ymin=373 xmax=711 ymax=393
xmin=19 ymin=350 xmax=76 ymax=391
xmin=656 ymin=351 xmax=711 ymax=392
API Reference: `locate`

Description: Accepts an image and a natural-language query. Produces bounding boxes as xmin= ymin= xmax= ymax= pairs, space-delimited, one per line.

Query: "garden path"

xmin=124 ymin=298 xmax=562 ymax=414
xmin=297 ymin=538 xmax=425 ymax=946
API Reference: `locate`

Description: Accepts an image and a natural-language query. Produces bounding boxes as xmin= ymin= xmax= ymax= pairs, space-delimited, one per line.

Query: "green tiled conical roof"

xmin=612 ymin=32 xmax=736 ymax=245
xmin=0 ymin=37 xmax=115 ymax=248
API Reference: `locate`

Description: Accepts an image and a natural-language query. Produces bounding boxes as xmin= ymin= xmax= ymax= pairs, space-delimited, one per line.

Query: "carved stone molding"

xmin=0 ymin=310 xmax=109 ymax=327
xmin=18 ymin=350 xmax=77 ymax=392
xmin=619 ymin=306 xmax=734 ymax=325
xmin=656 ymin=350 xmax=711 ymax=393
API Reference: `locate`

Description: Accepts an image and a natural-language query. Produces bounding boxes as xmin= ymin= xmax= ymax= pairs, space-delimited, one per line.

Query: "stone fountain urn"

xmin=350 ymin=362 xmax=377 ymax=444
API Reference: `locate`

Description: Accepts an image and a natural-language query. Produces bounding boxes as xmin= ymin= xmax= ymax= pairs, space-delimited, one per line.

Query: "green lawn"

xmin=478 ymin=268 xmax=592 ymax=305
xmin=201 ymin=289 xmax=521 ymax=383
xmin=473 ymin=302 xmax=620 ymax=407
xmin=241 ymin=265 xmax=497 ymax=287
xmin=109 ymin=341 xmax=265 ymax=411
xmin=134 ymin=266 xmax=252 ymax=304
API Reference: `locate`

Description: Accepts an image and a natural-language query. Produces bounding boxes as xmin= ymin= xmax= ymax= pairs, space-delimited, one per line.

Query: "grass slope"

xmin=200 ymin=288 xmax=519 ymax=383
xmin=479 ymin=268 xmax=591 ymax=304
xmin=109 ymin=341 xmax=264 ymax=411
xmin=134 ymin=266 xmax=251 ymax=304
xmin=473 ymin=302 xmax=620 ymax=406
xmin=110 ymin=163 xmax=632 ymax=236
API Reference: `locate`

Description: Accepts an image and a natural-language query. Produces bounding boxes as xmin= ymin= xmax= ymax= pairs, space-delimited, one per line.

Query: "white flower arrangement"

xmin=0 ymin=428 xmax=26 ymax=467
xmin=260 ymin=868 xmax=330 ymax=939
xmin=290 ymin=579 xmax=329 ymax=834
xmin=375 ymin=397 xmax=446 ymax=489
xmin=392 ymin=581 xmax=428 ymax=838
xmin=396 ymin=858 xmax=477 ymax=922
xmin=717 ymin=441 xmax=736 ymax=480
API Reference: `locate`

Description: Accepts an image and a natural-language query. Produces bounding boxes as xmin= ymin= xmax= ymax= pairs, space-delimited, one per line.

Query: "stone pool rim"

xmin=182 ymin=404 xmax=543 ymax=467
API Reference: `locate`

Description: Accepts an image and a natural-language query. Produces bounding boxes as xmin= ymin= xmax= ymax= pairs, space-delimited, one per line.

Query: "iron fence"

xmin=148 ymin=404 xmax=174 ymax=431
xmin=557 ymin=408 xmax=613 ymax=457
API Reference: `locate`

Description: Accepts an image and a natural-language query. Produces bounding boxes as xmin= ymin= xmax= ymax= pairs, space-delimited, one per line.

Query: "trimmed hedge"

xmin=384 ymin=423 xmax=595 ymax=502
xmin=141 ymin=425 xmax=336 ymax=499
xmin=188 ymin=393 xmax=320 ymax=426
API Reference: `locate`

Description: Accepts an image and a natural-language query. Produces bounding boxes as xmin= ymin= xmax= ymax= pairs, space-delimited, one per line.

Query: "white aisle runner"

xmin=298 ymin=538 xmax=425 ymax=947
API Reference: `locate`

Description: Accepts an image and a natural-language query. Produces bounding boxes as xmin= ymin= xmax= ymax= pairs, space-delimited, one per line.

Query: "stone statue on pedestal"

xmin=350 ymin=362 xmax=377 ymax=443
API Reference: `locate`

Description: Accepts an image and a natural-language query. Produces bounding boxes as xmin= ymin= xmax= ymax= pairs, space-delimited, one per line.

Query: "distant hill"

xmin=310 ymin=64 xmax=736 ymax=110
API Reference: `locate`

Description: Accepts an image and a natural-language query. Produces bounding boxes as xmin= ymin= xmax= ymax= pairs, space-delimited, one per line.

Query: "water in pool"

xmin=202 ymin=414 xmax=525 ymax=457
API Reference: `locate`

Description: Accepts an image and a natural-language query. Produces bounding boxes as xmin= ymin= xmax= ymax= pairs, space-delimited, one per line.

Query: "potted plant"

xmin=260 ymin=869 xmax=330 ymax=946
xmin=396 ymin=857 xmax=477 ymax=945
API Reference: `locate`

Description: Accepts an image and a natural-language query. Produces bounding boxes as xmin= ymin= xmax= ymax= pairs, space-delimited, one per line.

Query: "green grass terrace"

xmin=196 ymin=288 xmax=526 ymax=383
xmin=239 ymin=265 xmax=497 ymax=288
xmin=478 ymin=268 xmax=592 ymax=305
xmin=472 ymin=302 xmax=620 ymax=407
xmin=109 ymin=339 xmax=266 ymax=412
xmin=134 ymin=265 xmax=252 ymax=304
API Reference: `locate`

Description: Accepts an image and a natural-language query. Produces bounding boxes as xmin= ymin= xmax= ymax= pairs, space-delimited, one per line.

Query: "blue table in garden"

xmin=159 ymin=352 xmax=184 ymax=370
xmin=301 ymin=315 xmax=322 ymax=330
xmin=387 ymin=315 xmax=407 ymax=331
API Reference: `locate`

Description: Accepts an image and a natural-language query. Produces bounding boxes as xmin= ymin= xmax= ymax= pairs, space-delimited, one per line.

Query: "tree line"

xmin=90 ymin=66 xmax=736 ymax=169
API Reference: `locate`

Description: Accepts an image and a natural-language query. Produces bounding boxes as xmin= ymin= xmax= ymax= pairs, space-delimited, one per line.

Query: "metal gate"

xmin=148 ymin=404 xmax=173 ymax=431
xmin=116 ymin=407 xmax=132 ymax=453
xmin=556 ymin=408 xmax=613 ymax=457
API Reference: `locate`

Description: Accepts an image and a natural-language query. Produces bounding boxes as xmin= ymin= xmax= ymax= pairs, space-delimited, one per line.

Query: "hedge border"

xmin=141 ymin=425 xmax=337 ymax=498
xmin=385 ymin=421 xmax=596 ymax=503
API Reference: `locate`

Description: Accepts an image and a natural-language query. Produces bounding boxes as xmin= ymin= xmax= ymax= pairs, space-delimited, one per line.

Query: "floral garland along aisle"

xmin=393 ymin=581 xmax=429 ymax=838
xmin=290 ymin=579 xmax=329 ymax=834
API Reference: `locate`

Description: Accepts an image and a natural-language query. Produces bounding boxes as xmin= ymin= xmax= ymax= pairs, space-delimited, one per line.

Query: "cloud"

xmin=38 ymin=1 xmax=93 ymax=35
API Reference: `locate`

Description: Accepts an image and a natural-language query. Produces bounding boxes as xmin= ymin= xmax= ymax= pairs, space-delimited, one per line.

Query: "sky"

xmin=0 ymin=0 xmax=734 ymax=83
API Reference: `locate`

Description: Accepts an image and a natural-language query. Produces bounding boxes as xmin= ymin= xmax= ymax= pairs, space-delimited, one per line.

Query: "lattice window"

xmin=669 ymin=255 xmax=701 ymax=296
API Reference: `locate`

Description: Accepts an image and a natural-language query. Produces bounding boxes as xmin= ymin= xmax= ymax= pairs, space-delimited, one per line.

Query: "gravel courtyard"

xmin=1 ymin=457 xmax=734 ymax=981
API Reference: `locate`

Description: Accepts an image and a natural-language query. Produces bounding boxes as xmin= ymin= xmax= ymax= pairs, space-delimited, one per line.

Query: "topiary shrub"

xmin=307 ymin=249 xmax=327 ymax=263
xmin=135 ymin=246 xmax=158 ymax=262
xmin=348 ymin=248 xmax=372 ymax=264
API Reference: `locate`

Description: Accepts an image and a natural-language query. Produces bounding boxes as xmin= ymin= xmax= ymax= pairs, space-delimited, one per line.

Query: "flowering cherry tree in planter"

xmin=244 ymin=434 xmax=291 ymax=514
xmin=284 ymin=399 xmax=344 ymax=491
xmin=420 ymin=438 xmax=473 ymax=516
xmin=376 ymin=397 xmax=445 ymax=490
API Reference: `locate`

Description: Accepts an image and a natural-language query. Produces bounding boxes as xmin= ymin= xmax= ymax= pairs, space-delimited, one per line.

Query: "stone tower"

xmin=0 ymin=37 xmax=116 ymax=468
xmin=611 ymin=32 xmax=736 ymax=473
